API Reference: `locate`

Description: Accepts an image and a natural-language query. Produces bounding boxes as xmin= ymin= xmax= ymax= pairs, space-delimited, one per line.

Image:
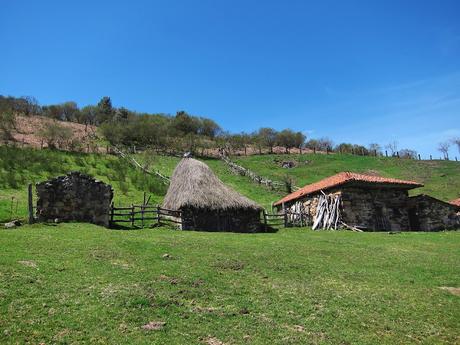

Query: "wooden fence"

xmin=110 ymin=205 xmax=310 ymax=230
xmin=109 ymin=204 xmax=182 ymax=228
xmin=262 ymin=210 xmax=310 ymax=229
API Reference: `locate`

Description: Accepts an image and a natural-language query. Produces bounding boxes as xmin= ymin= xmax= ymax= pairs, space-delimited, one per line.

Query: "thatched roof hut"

xmin=163 ymin=158 xmax=262 ymax=232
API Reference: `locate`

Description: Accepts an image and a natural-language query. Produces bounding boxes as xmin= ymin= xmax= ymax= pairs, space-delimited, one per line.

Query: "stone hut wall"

xmin=279 ymin=186 xmax=411 ymax=231
xmin=36 ymin=172 xmax=113 ymax=227
xmin=408 ymin=195 xmax=460 ymax=231
xmin=340 ymin=187 xmax=410 ymax=231
xmin=180 ymin=207 xmax=261 ymax=232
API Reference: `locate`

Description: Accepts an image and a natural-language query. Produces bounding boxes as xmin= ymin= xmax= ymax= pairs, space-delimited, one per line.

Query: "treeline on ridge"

xmin=2 ymin=94 xmax=448 ymax=159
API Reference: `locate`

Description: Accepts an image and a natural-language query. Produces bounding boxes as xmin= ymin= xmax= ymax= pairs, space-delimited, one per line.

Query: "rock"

xmin=4 ymin=220 xmax=21 ymax=229
xmin=162 ymin=253 xmax=172 ymax=259
xmin=141 ymin=321 xmax=166 ymax=331
xmin=281 ymin=161 xmax=296 ymax=169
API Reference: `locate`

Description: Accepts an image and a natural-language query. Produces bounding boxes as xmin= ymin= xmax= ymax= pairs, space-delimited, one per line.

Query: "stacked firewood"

xmin=312 ymin=192 xmax=341 ymax=230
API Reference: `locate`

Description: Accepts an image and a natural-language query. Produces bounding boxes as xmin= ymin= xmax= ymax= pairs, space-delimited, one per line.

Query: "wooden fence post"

xmin=283 ymin=211 xmax=288 ymax=228
xmin=131 ymin=204 xmax=135 ymax=227
xmin=109 ymin=202 xmax=114 ymax=228
xmin=157 ymin=205 xmax=161 ymax=226
xmin=141 ymin=192 xmax=146 ymax=228
xmin=430 ymin=154 xmax=432 ymax=160
xmin=28 ymin=184 xmax=34 ymax=224
xmin=263 ymin=210 xmax=267 ymax=232
xmin=418 ymin=154 xmax=421 ymax=160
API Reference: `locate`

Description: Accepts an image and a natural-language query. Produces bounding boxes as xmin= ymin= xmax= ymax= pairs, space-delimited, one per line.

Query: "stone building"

xmin=408 ymin=195 xmax=460 ymax=231
xmin=36 ymin=172 xmax=113 ymax=227
xmin=162 ymin=158 xmax=262 ymax=232
xmin=274 ymin=172 xmax=459 ymax=231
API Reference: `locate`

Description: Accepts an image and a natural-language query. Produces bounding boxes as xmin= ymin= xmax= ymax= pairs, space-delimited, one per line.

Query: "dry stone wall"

xmin=408 ymin=195 xmax=460 ymax=231
xmin=36 ymin=172 xmax=113 ymax=227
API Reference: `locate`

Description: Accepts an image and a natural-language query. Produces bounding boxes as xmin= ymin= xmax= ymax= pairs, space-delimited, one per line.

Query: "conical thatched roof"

xmin=162 ymin=158 xmax=262 ymax=211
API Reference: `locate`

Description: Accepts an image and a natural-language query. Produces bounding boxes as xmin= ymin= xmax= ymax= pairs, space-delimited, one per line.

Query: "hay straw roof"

xmin=162 ymin=158 xmax=262 ymax=211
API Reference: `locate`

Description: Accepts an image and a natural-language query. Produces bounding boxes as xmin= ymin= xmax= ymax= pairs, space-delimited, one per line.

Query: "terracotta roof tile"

xmin=449 ymin=198 xmax=460 ymax=207
xmin=274 ymin=172 xmax=423 ymax=206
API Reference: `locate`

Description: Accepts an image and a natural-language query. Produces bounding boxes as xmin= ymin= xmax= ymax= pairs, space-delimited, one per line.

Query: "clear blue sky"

xmin=1 ymin=0 xmax=459 ymax=157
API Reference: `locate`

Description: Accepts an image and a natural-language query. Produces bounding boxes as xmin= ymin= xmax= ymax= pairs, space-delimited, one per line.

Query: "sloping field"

xmin=2 ymin=147 xmax=460 ymax=222
xmin=231 ymin=153 xmax=460 ymax=202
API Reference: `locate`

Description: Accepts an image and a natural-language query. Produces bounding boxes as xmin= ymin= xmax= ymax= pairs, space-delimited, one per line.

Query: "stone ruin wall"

xmin=409 ymin=196 xmax=460 ymax=231
xmin=36 ymin=172 xmax=113 ymax=227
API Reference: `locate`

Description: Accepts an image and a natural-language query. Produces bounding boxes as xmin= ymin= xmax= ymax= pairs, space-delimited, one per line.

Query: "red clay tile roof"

xmin=450 ymin=198 xmax=460 ymax=207
xmin=274 ymin=172 xmax=423 ymax=206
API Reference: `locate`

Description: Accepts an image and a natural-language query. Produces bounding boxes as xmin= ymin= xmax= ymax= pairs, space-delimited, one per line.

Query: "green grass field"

xmin=231 ymin=153 xmax=460 ymax=202
xmin=0 ymin=225 xmax=459 ymax=344
xmin=1 ymin=147 xmax=460 ymax=344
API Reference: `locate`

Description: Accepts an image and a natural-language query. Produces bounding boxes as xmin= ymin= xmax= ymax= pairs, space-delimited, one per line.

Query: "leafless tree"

xmin=368 ymin=143 xmax=382 ymax=156
xmin=438 ymin=141 xmax=451 ymax=160
xmin=385 ymin=141 xmax=398 ymax=156
xmin=399 ymin=148 xmax=417 ymax=159
xmin=452 ymin=137 xmax=460 ymax=154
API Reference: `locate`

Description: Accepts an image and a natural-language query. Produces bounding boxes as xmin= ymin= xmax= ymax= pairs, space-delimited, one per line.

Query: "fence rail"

xmin=109 ymin=204 xmax=308 ymax=230
xmin=109 ymin=203 xmax=183 ymax=228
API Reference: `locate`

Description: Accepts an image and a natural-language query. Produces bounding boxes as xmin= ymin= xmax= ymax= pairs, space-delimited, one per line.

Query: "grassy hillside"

xmin=231 ymin=153 xmax=460 ymax=202
xmin=0 ymin=147 xmax=176 ymax=222
xmin=1 ymin=148 xmax=459 ymax=344
xmin=1 ymin=225 xmax=459 ymax=344
xmin=2 ymin=147 xmax=460 ymax=222
xmin=0 ymin=147 xmax=280 ymax=222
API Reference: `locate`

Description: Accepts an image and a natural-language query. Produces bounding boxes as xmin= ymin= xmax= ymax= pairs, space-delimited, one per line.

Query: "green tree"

xmin=0 ymin=112 xmax=16 ymax=142
xmin=38 ymin=122 xmax=73 ymax=149
xmin=96 ymin=96 xmax=114 ymax=124
xmin=257 ymin=127 xmax=278 ymax=154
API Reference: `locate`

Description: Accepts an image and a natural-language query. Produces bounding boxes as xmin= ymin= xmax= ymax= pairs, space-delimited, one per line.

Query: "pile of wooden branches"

xmin=312 ymin=192 xmax=341 ymax=230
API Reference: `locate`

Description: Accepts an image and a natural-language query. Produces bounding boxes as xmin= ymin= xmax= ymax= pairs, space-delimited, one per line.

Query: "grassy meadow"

xmin=1 ymin=147 xmax=459 ymax=344
xmin=0 ymin=225 xmax=459 ymax=344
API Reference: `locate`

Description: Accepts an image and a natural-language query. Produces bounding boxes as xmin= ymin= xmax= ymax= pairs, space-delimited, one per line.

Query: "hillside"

xmin=9 ymin=115 xmax=100 ymax=150
xmin=0 ymin=147 xmax=282 ymax=222
xmin=230 ymin=153 xmax=460 ymax=202
xmin=2 ymin=147 xmax=460 ymax=222
xmin=0 ymin=147 xmax=175 ymax=222
xmin=1 ymin=147 xmax=460 ymax=344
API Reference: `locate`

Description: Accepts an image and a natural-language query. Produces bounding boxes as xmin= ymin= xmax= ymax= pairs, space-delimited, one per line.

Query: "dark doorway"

xmin=375 ymin=206 xmax=391 ymax=231
xmin=408 ymin=208 xmax=420 ymax=231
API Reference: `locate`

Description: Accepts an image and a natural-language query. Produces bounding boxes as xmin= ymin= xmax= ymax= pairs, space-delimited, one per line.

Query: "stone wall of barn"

xmin=340 ymin=187 xmax=410 ymax=231
xmin=408 ymin=196 xmax=460 ymax=231
xmin=181 ymin=207 xmax=261 ymax=232
xmin=280 ymin=187 xmax=411 ymax=231
xmin=36 ymin=172 xmax=113 ymax=227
